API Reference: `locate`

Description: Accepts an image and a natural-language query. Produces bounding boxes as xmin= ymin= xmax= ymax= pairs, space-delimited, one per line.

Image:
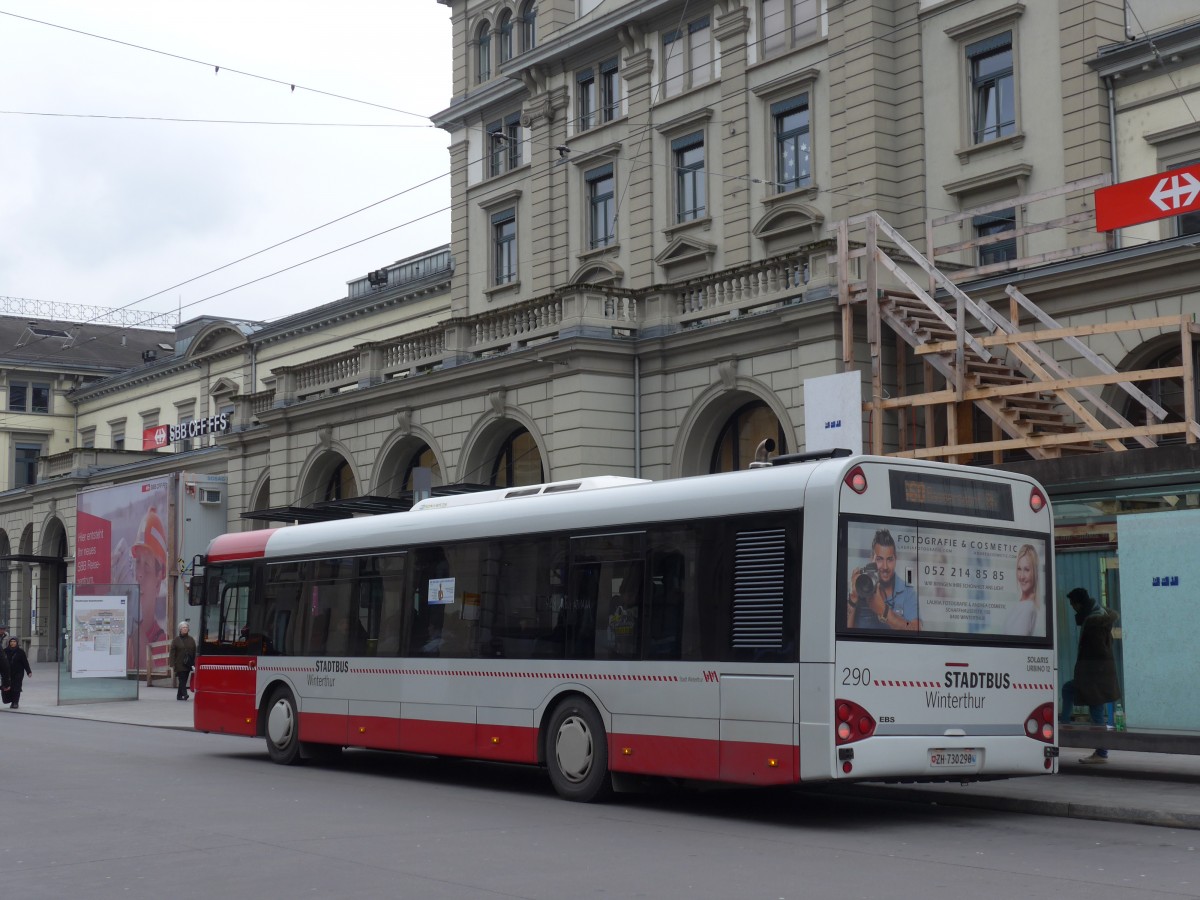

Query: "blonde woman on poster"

xmin=1003 ymin=544 xmax=1042 ymax=636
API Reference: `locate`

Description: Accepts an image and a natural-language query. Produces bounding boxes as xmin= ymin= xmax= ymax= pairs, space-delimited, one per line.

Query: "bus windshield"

xmin=838 ymin=515 xmax=1051 ymax=646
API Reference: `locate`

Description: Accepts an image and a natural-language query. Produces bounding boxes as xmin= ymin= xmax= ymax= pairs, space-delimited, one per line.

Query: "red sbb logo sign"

xmin=142 ymin=425 xmax=170 ymax=451
xmin=1095 ymin=163 xmax=1200 ymax=232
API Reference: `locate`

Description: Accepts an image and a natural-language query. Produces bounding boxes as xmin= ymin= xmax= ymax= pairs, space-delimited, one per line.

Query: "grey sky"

xmin=0 ymin=1 xmax=452 ymax=327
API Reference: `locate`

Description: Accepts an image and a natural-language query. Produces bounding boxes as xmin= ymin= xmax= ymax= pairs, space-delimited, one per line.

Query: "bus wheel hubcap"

xmin=268 ymin=699 xmax=294 ymax=749
xmin=555 ymin=715 xmax=592 ymax=783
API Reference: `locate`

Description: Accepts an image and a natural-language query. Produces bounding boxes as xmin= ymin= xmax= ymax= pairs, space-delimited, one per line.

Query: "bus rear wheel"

xmin=545 ymin=697 xmax=612 ymax=802
xmin=265 ymin=687 xmax=302 ymax=765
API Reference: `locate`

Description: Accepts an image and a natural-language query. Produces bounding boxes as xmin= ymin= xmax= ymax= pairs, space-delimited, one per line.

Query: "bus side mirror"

xmin=188 ymin=574 xmax=204 ymax=606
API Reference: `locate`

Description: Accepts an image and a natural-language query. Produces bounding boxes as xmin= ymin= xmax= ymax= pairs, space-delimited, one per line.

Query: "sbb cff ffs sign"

xmin=1095 ymin=162 xmax=1200 ymax=232
xmin=141 ymin=413 xmax=230 ymax=450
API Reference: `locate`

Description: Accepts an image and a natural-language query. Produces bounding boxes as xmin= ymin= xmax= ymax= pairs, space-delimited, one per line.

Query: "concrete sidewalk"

xmin=6 ymin=671 xmax=1199 ymax=829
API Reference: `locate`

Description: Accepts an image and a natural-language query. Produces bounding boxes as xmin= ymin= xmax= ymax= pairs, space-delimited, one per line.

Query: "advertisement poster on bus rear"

xmin=76 ymin=478 xmax=174 ymax=670
xmin=71 ymin=594 xmax=128 ymax=678
xmin=844 ymin=521 xmax=1047 ymax=638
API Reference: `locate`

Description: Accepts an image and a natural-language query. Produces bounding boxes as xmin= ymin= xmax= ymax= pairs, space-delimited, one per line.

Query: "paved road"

xmin=10 ymin=671 xmax=1200 ymax=834
xmin=3 ymin=713 xmax=1199 ymax=900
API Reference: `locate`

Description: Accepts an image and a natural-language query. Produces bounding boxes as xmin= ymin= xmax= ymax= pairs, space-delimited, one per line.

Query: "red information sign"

xmin=1095 ymin=163 xmax=1200 ymax=232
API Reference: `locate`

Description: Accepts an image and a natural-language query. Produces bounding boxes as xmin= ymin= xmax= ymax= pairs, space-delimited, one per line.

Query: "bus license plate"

xmin=929 ymin=749 xmax=978 ymax=768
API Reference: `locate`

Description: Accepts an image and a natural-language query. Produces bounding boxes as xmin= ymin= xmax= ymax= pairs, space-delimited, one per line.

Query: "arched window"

xmin=324 ymin=459 xmax=357 ymax=502
xmin=1122 ymin=342 xmax=1194 ymax=445
xmin=490 ymin=428 xmax=544 ymax=487
xmin=497 ymin=11 xmax=514 ymax=65
xmin=520 ymin=2 xmax=536 ymax=52
xmin=710 ymin=400 xmax=787 ymax=473
xmin=402 ymin=444 xmax=442 ymax=491
xmin=477 ymin=21 xmax=492 ymax=83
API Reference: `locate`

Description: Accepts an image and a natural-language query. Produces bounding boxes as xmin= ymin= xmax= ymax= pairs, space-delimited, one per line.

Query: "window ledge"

xmin=573 ymin=114 xmax=628 ymax=142
xmin=479 ymin=162 xmax=531 ymax=187
xmin=664 ymin=216 xmax=713 ymax=238
xmin=485 ymin=280 xmax=521 ymax=300
xmin=763 ymin=184 xmax=819 ymax=206
xmin=955 ymin=131 xmax=1025 ymax=163
xmin=578 ymin=243 xmax=619 ymax=262
xmin=653 ymin=80 xmax=717 ymax=108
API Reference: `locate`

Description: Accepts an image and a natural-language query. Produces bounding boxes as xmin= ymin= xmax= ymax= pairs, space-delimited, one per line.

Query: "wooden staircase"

xmin=880 ymin=291 xmax=1096 ymax=458
xmin=837 ymin=212 xmax=1181 ymax=461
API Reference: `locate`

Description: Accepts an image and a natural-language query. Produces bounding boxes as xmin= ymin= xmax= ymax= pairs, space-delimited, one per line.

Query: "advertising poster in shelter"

xmin=844 ymin=520 xmax=1047 ymax=638
xmin=76 ymin=478 xmax=174 ymax=670
xmin=71 ymin=593 xmax=129 ymax=678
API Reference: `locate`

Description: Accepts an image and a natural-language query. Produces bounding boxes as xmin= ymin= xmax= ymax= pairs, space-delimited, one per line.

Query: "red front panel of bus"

xmin=194 ymin=657 xmax=257 ymax=738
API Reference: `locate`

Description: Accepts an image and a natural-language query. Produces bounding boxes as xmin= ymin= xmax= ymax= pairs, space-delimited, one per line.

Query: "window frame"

xmin=13 ymin=441 xmax=42 ymax=488
xmin=497 ymin=11 xmax=514 ymax=65
xmin=599 ymin=57 xmax=620 ymax=124
xmin=967 ymin=31 xmax=1015 ymax=145
xmin=486 ymin=112 xmax=523 ymax=178
xmin=8 ymin=380 xmax=51 ymax=414
xmin=577 ymin=67 xmax=596 ymax=132
xmin=672 ymin=131 xmax=707 ymax=223
xmin=520 ymin=1 xmax=536 ymax=53
xmin=476 ymin=20 xmax=492 ymax=84
xmin=491 ymin=207 xmax=518 ymax=286
xmin=586 ymin=163 xmax=617 ymax=249
xmin=759 ymin=0 xmax=820 ymax=59
xmin=660 ymin=16 xmax=712 ymax=99
xmin=974 ymin=207 xmax=1018 ymax=267
xmin=771 ymin=92 xmax=811 ymax=194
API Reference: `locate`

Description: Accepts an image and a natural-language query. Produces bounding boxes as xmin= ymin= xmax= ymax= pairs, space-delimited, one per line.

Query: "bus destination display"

xmin=889 ymin=471 xmax=1014 ymax=521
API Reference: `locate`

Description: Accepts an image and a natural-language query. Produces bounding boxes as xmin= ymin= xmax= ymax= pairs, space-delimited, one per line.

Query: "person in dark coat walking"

xmin=168 ymin=621 xmax=197 ymax=701
xmin=1060 ymin=587 xmax=1121 ymax=763
xmin=0 ymin=634 xmax=10 ymax=702
xmin=4 ymin=637 xmax=31 ymax=709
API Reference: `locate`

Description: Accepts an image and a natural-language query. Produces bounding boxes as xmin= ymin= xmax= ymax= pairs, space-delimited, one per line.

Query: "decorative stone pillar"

xmin=522 ymin=78 xmax=570 ymax=295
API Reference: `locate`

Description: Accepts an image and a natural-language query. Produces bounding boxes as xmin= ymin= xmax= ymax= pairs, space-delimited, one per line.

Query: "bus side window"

xmin=602 ymin=562 xmax=643 ymax=660
xmin=565 ymin=562 xmax=599 ymax=660
xmin=646 ymin=549 xmax=686 ymax=660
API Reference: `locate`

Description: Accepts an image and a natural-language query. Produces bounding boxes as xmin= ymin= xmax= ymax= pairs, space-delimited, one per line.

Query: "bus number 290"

xmin=841 ymin=667 xmax=871 ymax=686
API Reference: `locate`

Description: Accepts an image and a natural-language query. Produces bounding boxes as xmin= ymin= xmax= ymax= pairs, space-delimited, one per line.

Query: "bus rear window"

xmin=837 ymin=516 xmax=1050 ymax=645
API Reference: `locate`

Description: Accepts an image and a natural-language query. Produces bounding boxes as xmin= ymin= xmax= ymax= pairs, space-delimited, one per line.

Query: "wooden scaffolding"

xmin=835 ymin=187 xmax=1200 ymax=463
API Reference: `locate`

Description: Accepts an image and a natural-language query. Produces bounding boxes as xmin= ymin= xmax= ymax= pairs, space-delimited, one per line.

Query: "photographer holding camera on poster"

xmin=847 ymin=528 xmax=920 ymax=631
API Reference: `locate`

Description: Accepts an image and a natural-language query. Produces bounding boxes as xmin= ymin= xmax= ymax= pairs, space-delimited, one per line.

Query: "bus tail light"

xmin=1029 ymin=486 xmax=1047 ymax=512
xmin=1024 ymin=702 xmax=1055 ymax=743
xmin=844 ymin=466 xmax=868 ymax=494
xmin=835 ymin=699 xmax=876 ymax=744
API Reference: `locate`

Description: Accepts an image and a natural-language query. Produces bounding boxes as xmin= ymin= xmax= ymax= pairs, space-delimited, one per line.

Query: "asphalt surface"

xmin=8 ymin=670 xmax=1199 ymax=830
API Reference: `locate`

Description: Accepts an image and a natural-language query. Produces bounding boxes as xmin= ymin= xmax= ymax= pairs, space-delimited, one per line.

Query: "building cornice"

xmin=1090 ymin=21 xmax=1200 ymax=82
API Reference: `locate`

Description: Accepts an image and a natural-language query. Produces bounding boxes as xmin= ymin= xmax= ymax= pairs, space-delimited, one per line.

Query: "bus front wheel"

xmin=545 ymin=697 xmax=612 ymax=802
xmin=265 ymin=687 xmax=302 ymax=765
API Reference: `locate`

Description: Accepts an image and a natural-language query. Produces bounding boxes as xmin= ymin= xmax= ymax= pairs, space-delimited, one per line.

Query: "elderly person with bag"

xmin=4 ymin=636 xmax=30 ymax=709
xmin=168 ymin=621 xmax=197 ymax=701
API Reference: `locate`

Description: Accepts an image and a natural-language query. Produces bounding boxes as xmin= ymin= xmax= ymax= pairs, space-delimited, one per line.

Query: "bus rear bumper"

xmin=833 ymin=735 xmax=1058 ymax=780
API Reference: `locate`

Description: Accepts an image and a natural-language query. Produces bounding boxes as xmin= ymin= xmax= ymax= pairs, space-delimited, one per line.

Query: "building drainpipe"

xmin=1106 ymin=75 xmax=1121 ymax=250
xmin=634 ymin=354 xmax=642 ymax=478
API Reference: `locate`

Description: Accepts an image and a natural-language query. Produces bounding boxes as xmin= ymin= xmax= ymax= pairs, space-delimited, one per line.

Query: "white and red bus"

xmin=191 ymin=452 xmax=1058 ymax=801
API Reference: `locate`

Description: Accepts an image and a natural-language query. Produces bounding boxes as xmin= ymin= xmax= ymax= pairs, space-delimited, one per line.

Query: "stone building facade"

xmin=2 ymin=0 xmax=1200 ymax=747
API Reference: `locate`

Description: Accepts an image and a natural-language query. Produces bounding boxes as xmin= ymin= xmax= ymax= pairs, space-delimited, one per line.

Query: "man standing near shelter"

xmin=1060 ymin=587 xmax=1121 ymax=764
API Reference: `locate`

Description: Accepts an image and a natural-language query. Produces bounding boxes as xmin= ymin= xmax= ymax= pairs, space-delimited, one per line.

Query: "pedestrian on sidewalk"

xmin=1060 ymin=587 xmax=1121 ymax=764
xmin=0 ymin=632 xmax=10 ymax=706
xmin=168 ymin=621 xmax=197 ymax=701
xmin=4 ymin=637 xmax=31 ymax=709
